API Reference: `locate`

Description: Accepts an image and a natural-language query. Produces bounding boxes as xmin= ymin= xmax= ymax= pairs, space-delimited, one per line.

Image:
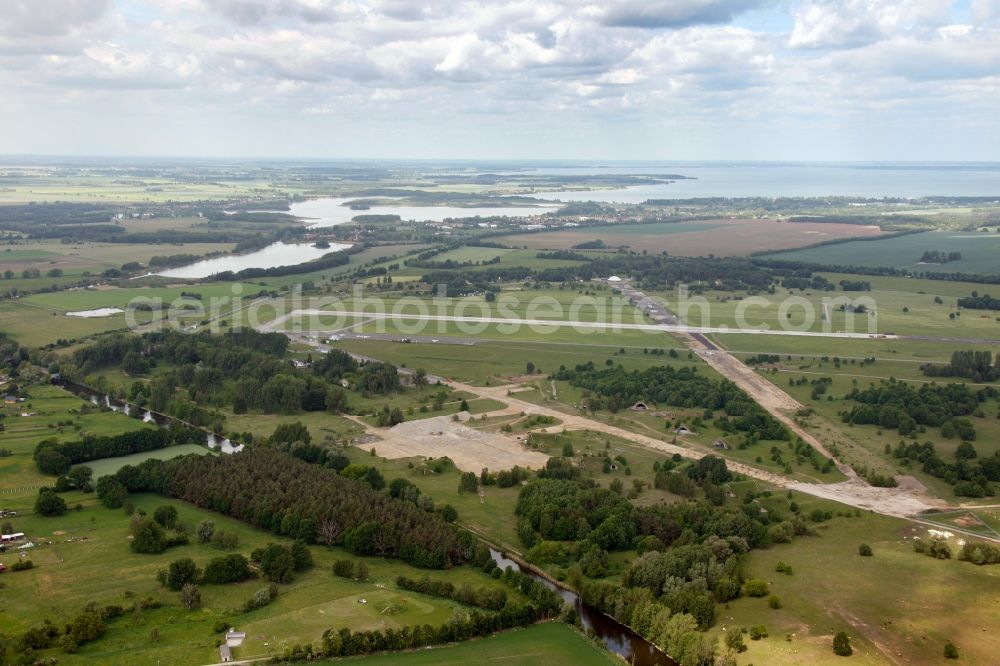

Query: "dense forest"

xmin=553 ymin=363 xmax=790 ymax=442
xmin=840 ymin=379 xmax=992 ymax=440
xmin=64 ymin=330 xmax=401 ymax=425
xmin=511 ymin=456 xmax=818 ymax=663
xmin=103 ymin=448 xmax=472 ymax=568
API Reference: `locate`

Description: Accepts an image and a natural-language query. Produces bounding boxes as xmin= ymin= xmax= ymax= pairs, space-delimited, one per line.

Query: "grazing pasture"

xmin=0 ymin=492 xmax=510 ymax=666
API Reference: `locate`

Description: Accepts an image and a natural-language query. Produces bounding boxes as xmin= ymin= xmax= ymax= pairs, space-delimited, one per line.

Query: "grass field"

xmin=333 ymin=338 xmax=693 ymax=385
xmin=1 ymin=492 xmax=520 ymax=666
xmin=762 ymin=229 xmax=1000 ymax=275
xmin=721 ymin=501 xmax=1000 ymax=666
xmin=83 ymin=444 xmax=213 ymax=479
xmin=0 ymin=240 xmax=236 ymax=276
xmin=0 ymin=384 xmax=157 ymax=488
xmin=649 ymin=278 xmax=1000 ymax=340
xmin=332 ymin=623 xmax=616 ymax=665
xmin=514 ymin=379 xmax=847 ymax=484
xmin=493 ymin=219 xmax=885 ymax=256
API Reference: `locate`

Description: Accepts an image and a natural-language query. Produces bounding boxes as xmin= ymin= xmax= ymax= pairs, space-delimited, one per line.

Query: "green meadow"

xmin=0 ymin=492 xmax=516 ymax=666
xmin=763 ymin=229 xmax=1000 ymax=275
xmin=333 ymin=623 xmax=616 ymax=666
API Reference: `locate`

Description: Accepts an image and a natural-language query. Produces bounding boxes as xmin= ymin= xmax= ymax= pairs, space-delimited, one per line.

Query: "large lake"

xmin=156 ymin=241 xmax=350 ymax=279
xmin=289 ymin=197 xmax=557 ymax=227
xmin=520 ymin=162 xmax=1000 ymax=201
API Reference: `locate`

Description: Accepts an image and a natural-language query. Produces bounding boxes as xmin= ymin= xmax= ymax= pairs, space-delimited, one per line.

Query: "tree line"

xmin=922 ymin=350 xmax=1000 ymax=382
xmin=33 ymin=427 xmax=204 ymax=476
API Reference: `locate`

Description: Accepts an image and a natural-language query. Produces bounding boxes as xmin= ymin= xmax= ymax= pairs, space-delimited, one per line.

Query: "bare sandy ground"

xmin=362 ymin=413 xmax=549 ymax=472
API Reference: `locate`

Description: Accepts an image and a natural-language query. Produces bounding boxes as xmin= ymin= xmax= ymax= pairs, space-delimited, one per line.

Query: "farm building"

xmin=225 ymin=629 xmax=246 ymax=647
xmin=0 ymin=532 xmax=25 ymax=542
xmin=630 ymin=401 xmax=649 ymax=411
xmin=219 ymin=644 xmax=232 ymax=662
xmin=674 ymin=425 xmax=695 ymax=436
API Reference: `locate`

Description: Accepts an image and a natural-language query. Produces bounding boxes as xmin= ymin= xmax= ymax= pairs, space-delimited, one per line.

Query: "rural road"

xmin=261 ymin=287 xmax=997 ymax=529
xmin=280 ymin=329 xmax=997 ymax=539
xmin=447 ymin=378 xmax=950 ymax=520
xmin=262 ymin=308 xmax=901 ymax=340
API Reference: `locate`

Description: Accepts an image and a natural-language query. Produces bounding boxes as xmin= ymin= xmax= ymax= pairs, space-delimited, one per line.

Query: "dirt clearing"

xmin=364 ymin=413 xmax=549 ymax=472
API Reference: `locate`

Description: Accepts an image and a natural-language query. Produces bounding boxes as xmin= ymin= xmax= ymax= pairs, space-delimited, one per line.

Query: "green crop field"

xmin=763 ymin=229 xmax=1000 ymax=275
xmin=430 ymin=247 xmax=514 ymax=263
xmin=494 ymin=218 xmax=885 ymax=255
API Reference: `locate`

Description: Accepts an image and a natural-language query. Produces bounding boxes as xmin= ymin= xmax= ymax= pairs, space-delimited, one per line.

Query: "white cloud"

xmin=971 ymin=0 xmax=1000 ymax=22
xmin=0 ymin=0 xmax=998 ymax=159
xmin=789 ymin=0 xmax=952 ymax=49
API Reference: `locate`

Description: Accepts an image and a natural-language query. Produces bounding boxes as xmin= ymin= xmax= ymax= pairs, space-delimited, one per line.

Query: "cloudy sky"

xmin=1 ymin=0 xmax=999 ymax=160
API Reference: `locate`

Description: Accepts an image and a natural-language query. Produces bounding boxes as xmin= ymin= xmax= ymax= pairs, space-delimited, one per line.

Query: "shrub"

xmin=212 ymin=530 xmax=239 ymax=550
xmin=131 ymin=517 xmax=167 ymax=553
xmin=833 ymin=631 xmax=852 ymax=656
xmin=201 ymin=554 xmax=252 ymax=584
xmin=944 ymin=641 xmax=959 ymax=659
xmin=96 ymin=477 xmax=128 ymax=509
xmin=332 ymin=559 xmax=355 ymax=578
xmin=749 ymin=625 xmax=768 ymax=640
xmin=158 ymin=558 xmax=200 ymax=591
xmin=197 ymin=520 xmax=215 ymax=543
xmin=11 ymin=559 xmax=34 ymax=571
xmin=724 ymin=629 xmax=746 ymax=653
xmin=244 ymin=585 xmax=279 ymax=612
xmin=745 ymin=579 xmax=769 ymax=597
xmin=252 ymin=543 xmax=296 ymax=583
xmin=768 ymin=595 xmax=782 ymax=609
xmin=152 ymin=505 xmax=178 ymax=529
xmin=180 ymin=583 xmax=201 ymax=611
xmin=858 ymin=543 xmax=873 ymax=556
xmin=35 ymin=489 xmax=67 ymax=517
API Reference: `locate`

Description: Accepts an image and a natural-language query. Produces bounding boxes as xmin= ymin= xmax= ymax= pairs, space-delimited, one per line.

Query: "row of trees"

xmin=922 ymin=350 xmax=1000 ymax=382
xmin=34 ymin=428 xmax=204 ymax=475
xmin=157 ymin=553 xmax=253 ymax=590
xmin=395 ymin=575 xmax=509 ymax=611
xmin=957 ymin=292 xmax=1000 ymax=310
